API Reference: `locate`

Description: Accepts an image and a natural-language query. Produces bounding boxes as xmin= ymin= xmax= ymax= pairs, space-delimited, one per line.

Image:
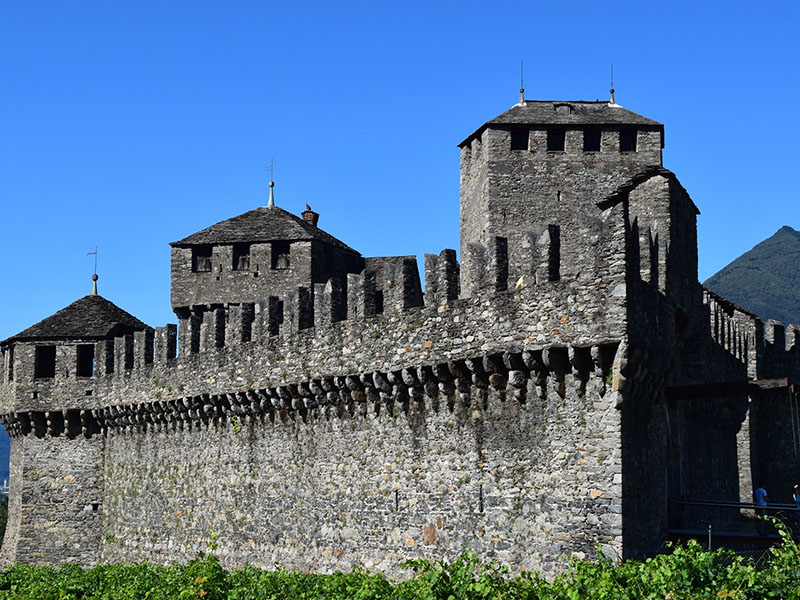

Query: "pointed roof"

xmin=596 ymin=165 xmax=700 ymax=215
xmin=170 ymin=206 xmax=359 ymax=253
xmin=1 ymin=295 xmax=148 ymax=347
xmin=459 ymin=100 xmax=663 ymax=147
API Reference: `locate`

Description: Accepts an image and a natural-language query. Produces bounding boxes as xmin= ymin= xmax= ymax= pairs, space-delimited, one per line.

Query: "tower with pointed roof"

xmin=458 ymin=99 xmax=664 ymax=296
xmin=169 ymin=197 xmax=365 ymax=351
xmin=0 ymin=284 xmax=149 ymax=412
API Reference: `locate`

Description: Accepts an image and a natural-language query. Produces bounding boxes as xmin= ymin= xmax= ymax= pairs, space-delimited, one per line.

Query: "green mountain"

xmin=703 ymin=226 xmax=800 ymax=326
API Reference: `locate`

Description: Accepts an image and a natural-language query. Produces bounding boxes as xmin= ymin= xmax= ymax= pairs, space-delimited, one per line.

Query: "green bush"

xmin=1 ymin=524 xmax=800 ymax=599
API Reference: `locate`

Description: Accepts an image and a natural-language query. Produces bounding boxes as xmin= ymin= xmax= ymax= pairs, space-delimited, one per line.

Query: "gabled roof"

xmin=170 ymin=206 xmax=359 ymax=254
xmin=597 ymin=165 xmax=700 ymax=215
xmin=1 ymin=295 xmax=148 ymax=347
xmin=459 ymin=100 xmax=663 ymax=147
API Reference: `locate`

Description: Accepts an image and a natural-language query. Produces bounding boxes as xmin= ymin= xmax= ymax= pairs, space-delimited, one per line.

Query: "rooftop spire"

xmin=519 ymin=60 xmax=525 ymax=104
xmin=267 ymin=158 xmax=275 ymax=207
xmin=87 ymin=246 xmax=99 ymax=295
xmin=609 ymin=64 xmax=616 ymax=105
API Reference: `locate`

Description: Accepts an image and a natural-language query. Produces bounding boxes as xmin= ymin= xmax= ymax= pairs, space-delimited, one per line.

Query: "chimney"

xmin=302 ymin=203 xmax=319 ymax=227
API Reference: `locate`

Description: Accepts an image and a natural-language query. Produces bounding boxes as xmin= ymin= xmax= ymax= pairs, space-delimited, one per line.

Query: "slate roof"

xmin=171 ymin=206 xmax=359 ymax=254
xmin=459 ymin=100 xmax=663 ymax=147
xmin=1 ymin=295 xmax=148 ymax=347
xmin=597 ymin=165 xmax=700 ymax=216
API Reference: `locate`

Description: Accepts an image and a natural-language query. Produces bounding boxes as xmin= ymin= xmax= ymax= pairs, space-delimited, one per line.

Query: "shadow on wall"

xmin=0 ymin=427 xmax=8 ymax=485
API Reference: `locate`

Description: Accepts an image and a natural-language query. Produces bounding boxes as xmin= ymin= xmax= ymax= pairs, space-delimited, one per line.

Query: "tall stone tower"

xmin=458 ymin=99 xmax=663 ymax=295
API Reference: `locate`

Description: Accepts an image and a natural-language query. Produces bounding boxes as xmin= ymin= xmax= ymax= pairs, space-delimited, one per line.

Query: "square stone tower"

xmin=458 ymin=100 xmax=663 ymax=295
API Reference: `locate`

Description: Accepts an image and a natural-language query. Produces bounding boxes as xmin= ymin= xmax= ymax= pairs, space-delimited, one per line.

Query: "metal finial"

xmin=519 ymin=61 xmax=525 ymax=104
xmin=87 ymin=247 xmax=99 ymax=295
xmin=267 ymin=159 xmax=275 ymax=207
xmin=609 ymin=64 xmax=615 ymax=104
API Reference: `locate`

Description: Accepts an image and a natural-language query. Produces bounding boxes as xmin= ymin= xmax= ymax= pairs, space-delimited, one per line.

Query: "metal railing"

xmin=669 ymin=498 xmax=800 ymax=546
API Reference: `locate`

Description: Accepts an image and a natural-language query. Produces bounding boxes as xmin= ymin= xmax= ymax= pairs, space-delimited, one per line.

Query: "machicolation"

xmin=1 ymin=97 xmax=799 ymax=574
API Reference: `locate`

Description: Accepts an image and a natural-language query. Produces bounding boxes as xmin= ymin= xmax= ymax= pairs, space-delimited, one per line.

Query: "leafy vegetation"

xmin=704 ymin=225 xmax=800 ymax=326
xmin=1 ymin=524 xmax=800 ymax=599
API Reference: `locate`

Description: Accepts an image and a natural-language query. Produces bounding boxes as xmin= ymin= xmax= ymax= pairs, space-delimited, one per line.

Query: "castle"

xmin=1 ymin=96 xmax=798 ymax=574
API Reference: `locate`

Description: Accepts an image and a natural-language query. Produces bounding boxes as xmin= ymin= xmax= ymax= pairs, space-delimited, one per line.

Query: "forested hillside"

xmin=704 ymin=226 xmax=800 ymax=326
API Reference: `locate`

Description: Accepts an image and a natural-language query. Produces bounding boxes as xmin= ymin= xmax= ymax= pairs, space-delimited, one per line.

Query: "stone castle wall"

xmin=99 ymin=369 xmax=621 ymax=575
xmin=4 ymin=104 xmax=800 ymax=573
xmin=0 ymin=213 xmax=634 ymax=572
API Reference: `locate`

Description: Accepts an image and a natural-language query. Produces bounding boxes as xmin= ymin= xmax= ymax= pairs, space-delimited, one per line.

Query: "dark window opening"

xmin=35 ymin=346 xmax=56 ymax=379
xmin=374 ymin=290 xmax=384 ymax=315
xmin=620 ymin=127 xmax=637 ymax=152
xmin=271 ymin=241 xmax=290 ymax=270
xmin=547 ymin=127 xmax=566 ymax=151
xmin=583 ymin=127 xmax=601 ymax=152
xmin=323 ymin=250 xmax=334 ymax=275
xmin=548 ymin=224 xmax=561 ymax=281
xmin=232 ymin=243 xmax=250 ymax=271
xmin=77 ymin=344 xmax=95 ymax=378
xmin=192 ymin=246 xmax=212 ymax=272
xmin=510 ymin=128 xmax=528 ymax=151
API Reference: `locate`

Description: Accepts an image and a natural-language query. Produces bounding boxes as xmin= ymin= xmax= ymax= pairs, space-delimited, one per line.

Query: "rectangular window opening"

xmin=34 ymin=346 xmax=56 ymax=379
xmin=192 ymin=246 xmax=212 ymax=272
xmin=374 ymin=290 xmax=385 ymax=315
xmin=232 ymin=243 xmax=251 ymax=271
xmin=271 ymin=241 xmax=290 ymax=270
xmin=547 ymin=127 xmax=566 ymax=152
xmin=510 ymin=128 xmax=528 ymax=151
xmin=548 ymin=224 xmax=561 ymax=282
xmin=620 ymin=127 xmax=637 ymax=152
xmin=583 ymin=127 xmax=601 ymax=152
xmin=77 ymin=344 xmax=95 ymax=378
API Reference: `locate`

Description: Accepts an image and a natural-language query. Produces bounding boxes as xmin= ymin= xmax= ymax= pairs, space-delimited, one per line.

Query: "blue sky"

xmin=1 ymin=0 xmax=798 ymax=339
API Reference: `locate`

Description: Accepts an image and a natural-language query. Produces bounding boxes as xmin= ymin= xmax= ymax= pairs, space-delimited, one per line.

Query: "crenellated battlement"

xmin=4 ymin=98 xmax=796 ymax=576
xmin=0 ymin=219 xmax=630 ymax=420
xmin=703 ymin=288 xmax=800 ymax=382
xmin=0 ymin=341 xmax=622 ymax=440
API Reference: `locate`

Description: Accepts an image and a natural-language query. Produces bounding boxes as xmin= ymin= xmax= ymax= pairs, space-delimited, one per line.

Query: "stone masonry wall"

xmin=1 ymin=435 xmax=103 ymax=566
xmin=0 ymin=207 xmax=631 ymax=572
xmin=100 ymin=370 xmax=622 ymax=576
xmin=460 ymin=126 xmax=661 ymax=296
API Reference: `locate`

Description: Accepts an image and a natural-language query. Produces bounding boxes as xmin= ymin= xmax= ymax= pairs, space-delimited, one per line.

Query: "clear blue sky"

xmin=1 ymin=0 xmax=798 ymax=339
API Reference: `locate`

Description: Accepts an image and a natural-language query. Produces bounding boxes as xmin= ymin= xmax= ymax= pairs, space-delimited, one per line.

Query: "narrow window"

xmin=510 ymin=128 xmax=528 ymax=151
xmin=34 ymin=346 xmax=56 ymax=379
xmin=232 ymin=243 xmax=250 ymax=271
xmin=192 ymin=246 xmax=212 ymax=272
xmin=76 ymin=344 xmax=95 ymax=378
xmin=271 ymin=241 xmax=290 ymax=270
xmin=547 ymin=127 xmax=566 ymax=151
xmin=620 ymin=127 xmax=637 ymax=152
xmin=548 ymin=224 xmax=561 ymax=281
xmin=374 ymin=290 xmax=384 ymax=315
xmin=583 ymin=127 xmax=601 ymax=152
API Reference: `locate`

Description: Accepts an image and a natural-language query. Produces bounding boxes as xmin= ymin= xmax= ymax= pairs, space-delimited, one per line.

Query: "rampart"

xmin=3 ymin=99 xmax=800 ymax=576
xmin=0 ymin=209 xmax=634 ymax=574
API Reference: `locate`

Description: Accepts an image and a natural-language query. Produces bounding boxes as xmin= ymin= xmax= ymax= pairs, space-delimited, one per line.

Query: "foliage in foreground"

xmin=1 ymin=524 xmax=800 ymax=599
